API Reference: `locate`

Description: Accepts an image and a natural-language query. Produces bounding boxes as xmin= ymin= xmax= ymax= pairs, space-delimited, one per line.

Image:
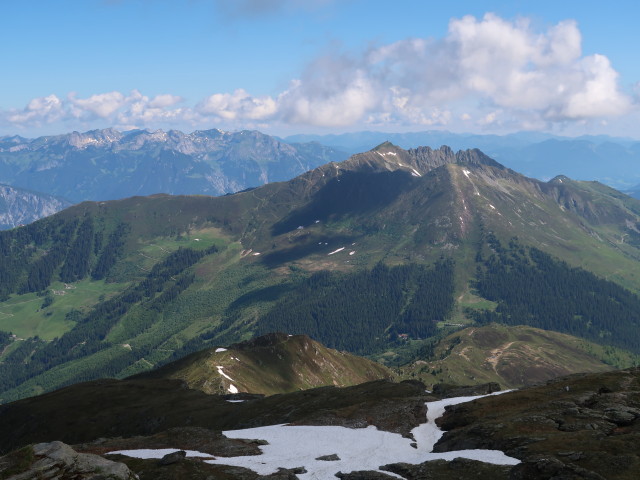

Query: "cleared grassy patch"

xmin=0 ymin=279 xmax=126 ymax=340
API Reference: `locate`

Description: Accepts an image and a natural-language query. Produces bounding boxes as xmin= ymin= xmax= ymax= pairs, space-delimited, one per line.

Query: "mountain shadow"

xmin=271 ymin=169 xmax=416 ymax=236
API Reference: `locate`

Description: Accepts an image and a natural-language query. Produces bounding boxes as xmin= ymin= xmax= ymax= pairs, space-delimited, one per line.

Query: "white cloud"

xmin=278 ymin=72 xmax=377 ymax=127
xmin=6 ymin=95 xmax=65 ymax=125
xmin=1 ymin=14 xmax=634 ymax=134
xmin=268 ymin=13 xmax=633 ymax=129
xmin=197 ymin=89 xmax=277 ymax=120
xmin=148 ymin=94 xmax=184 ymax=109
xmin=68 ymin=91 xmax=127 ymax=118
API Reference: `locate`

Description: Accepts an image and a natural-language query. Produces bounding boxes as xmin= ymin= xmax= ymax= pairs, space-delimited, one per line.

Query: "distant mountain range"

xmin=286 ymin=130 xmax=640 ymax=191
xmin=2 ymin=128 xmax=640 ymax=231
xmin=0 ymin=128 xmax=347 ymax=203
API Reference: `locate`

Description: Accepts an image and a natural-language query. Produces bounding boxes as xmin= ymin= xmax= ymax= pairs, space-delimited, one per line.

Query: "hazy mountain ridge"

xmin=0 ymin=184 xmax=72 ymax=229
xmin=0 ymin=128 xmax=347 ymax=202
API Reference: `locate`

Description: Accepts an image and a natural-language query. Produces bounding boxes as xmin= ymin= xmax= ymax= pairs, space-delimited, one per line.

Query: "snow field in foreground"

xmin=109 ymin=392 xmax=520 ymax=478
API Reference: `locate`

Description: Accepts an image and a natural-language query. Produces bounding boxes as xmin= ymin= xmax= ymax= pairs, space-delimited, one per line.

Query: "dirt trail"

xmin=486 ymin=341 xmax=516 ymax=373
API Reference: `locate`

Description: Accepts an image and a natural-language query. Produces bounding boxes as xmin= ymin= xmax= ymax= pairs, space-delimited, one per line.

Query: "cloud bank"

xmin=2 ymin=14 xmax=634 ymax=133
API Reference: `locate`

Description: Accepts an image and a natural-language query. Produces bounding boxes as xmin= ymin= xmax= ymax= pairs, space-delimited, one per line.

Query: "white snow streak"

xmin=327 ymin=247 xmax=345 ymax=255
xmin=215 ymin=348 xmax=227 ymax=353
xmin=216 ymin=366 xmax=234 ymax=381
xmin=228 ymin=384 xmax=239 ymax=394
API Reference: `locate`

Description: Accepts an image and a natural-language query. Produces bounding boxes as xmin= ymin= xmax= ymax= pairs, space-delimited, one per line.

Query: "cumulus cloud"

xmin=1 ymin=13 xmax=634 ymax=133
xmin=197 ymin=89 xmax=277 ymax=120
xmin=270 ymin=13 xmax=632 ymax=129
xmin=2 ymin=90 xmax=191 ymax=131
xmin=6 ymin=95 xmax=65 ymax=125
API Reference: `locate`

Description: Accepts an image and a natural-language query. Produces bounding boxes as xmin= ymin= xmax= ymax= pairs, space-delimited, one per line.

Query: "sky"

xmin=2 ymin=0 xmax=640 ymax=138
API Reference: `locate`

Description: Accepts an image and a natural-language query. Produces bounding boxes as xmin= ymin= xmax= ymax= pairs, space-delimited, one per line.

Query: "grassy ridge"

xmin=398 ymin=324 xmax=638 ymax=389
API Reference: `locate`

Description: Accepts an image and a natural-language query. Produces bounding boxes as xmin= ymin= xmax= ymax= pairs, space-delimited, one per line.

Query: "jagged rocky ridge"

xmin=0 ymin=128 xmax=347 ymax=202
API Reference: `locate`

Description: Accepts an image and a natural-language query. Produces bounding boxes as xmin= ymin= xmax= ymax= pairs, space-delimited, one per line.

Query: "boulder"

xmin=1 ymin=441 xmax=137 ymax=480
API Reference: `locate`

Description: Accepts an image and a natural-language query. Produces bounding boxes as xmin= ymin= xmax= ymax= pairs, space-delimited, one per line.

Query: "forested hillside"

xmin=473 ymin=236 xmax=640 ymax=353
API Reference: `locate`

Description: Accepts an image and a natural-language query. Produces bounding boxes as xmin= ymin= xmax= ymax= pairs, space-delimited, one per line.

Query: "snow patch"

xmin=349 ymin=251 xmax=356 ymax=256
xmin=411 ymin=168 xmax=422 ymax=177
xmin=227 ymin=399 xmax=246 ymax=403
xmin=228 ymin=384 xmax=239 ymax=394
xmin=208 ymin=392 xmax=519 ymax=476
xmin=110 ymin=392 xmax=519 ymax=478
xmin=215 ymin=348 xmax=227 ymax=353
xmin=252 ymin=252 xmax=261 ymax=256
xmin=489 ymin=204 xmax=496 ymax=210
xmin=462 ymin=169 xmax=471 ymax=178
xmin=327 ymin=247 xmax=345 ymax=255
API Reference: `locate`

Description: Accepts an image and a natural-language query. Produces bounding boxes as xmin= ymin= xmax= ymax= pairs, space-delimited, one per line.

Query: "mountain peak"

xmin=372 ymin=140 xmax=401 ymax=151
xmin=549 ymin=174 xmax=571 ymax=184
xmin=339 ymin=143 xmax=505 ymax=179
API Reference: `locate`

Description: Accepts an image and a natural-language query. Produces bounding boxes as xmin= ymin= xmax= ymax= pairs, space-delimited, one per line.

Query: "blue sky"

xmin=2 ymin=0 xmax=639 ymax=138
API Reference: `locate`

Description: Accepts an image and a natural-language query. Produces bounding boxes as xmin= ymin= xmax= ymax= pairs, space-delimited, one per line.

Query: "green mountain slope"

xmin=2 ymin=143 xmax=640 ymax=401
